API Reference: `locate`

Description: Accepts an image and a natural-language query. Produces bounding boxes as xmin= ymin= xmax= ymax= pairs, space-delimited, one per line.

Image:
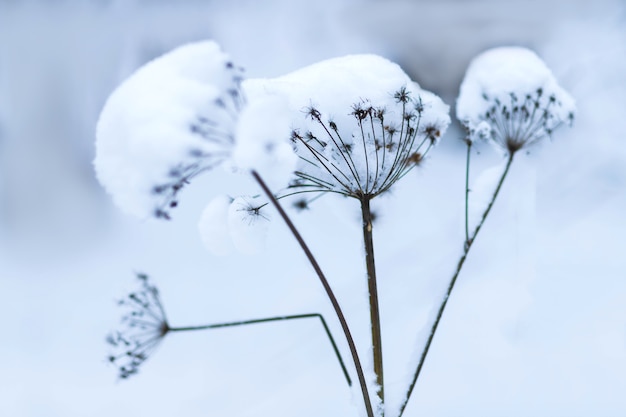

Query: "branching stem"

xmin=398 ymin=152 xmax=516 ymax=417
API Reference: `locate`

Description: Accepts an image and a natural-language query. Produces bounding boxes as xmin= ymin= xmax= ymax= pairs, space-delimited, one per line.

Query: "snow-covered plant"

xmin=97 ymin=41 xmax=573 ymax=417
xmin=457 ymin=47 xmax=575 ymax=154
xmin=455 ymin=46 xmax=575 ymax=251
xmin=396 ymin=47 xmax=575 ymax=416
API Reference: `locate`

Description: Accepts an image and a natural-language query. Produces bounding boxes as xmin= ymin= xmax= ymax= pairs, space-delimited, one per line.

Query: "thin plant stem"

xmin=464 ymin=140 xmax=472 ymax=247
xmin=398 ymin=152 xmax=516 ymax=417
xmin=168 ymin=313 xmax=352 ymax=386
xmin=251 ymin=170 xmax=375 ymax=417
xmin=361 ymin=195 xmax=385 ymax=413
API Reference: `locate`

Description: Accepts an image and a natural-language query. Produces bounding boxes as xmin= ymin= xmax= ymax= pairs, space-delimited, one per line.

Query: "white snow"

xmin=232 ymin=94 xmax=297 ymax=190
xmin=94 ymin=40 xmax=243 ymax=218
xmin=198 ymin=194 xmax=235 ymax=256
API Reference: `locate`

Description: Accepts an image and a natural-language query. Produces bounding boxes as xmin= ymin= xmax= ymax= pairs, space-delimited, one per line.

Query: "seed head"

xmin=94 ymin=41 xmax=245 ymax=220
xmin=284 ymin=88 xmax=448 ymax=202
xmin=457 ymin=47 xmax=575 ymax=154
xmin=106 ymin=273 xmax=170 ymax=379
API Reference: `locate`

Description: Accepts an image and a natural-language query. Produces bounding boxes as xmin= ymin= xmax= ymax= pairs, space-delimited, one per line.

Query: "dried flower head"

xmin=457 ymin=47 xmax=575 ymax=154
xmin=243 ymin=55 xmax=450 ymax=204
xmin=107 ymin=273 xmax=170 ymax=379
xmin=95 ymin=41 xmax=245 ymax=220
xmin=287 ymin=89 xmax=446 ymax=200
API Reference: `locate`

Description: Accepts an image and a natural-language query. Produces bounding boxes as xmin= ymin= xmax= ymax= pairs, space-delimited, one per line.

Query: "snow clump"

xmin=94 ymin=41 xmax=245 ymax=219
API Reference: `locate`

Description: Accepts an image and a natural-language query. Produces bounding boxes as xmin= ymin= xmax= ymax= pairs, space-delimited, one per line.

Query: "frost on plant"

xmin=456 ymin=47 xmax=575 ymax=154
xmin=107 ymin=273 xmax=170 ymax=379
xmin=244 ymin=55 xmax=450 ymax=203
xmin=94 ymin=41 xmax=244 ymax=219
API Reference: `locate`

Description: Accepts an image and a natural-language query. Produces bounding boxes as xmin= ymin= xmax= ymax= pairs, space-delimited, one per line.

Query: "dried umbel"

xmin=476 ymin=88 xmax=574 ymax=154
xmin=107 ymin=273 xmax=170 ymax=379
xmin=243 ymin=54 xmax=450 ymax=205
xmin=457 ymin=47 xmax=575 ymax=154
xmin=94 ymin=41 xmax=296 ymax=224
xmin=287 ymin=88 xmax=445 ymax=200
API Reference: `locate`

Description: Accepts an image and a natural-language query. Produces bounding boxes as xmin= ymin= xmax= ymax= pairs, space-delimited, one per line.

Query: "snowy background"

xmin=0 ymin=0 xmax=625 ymax=416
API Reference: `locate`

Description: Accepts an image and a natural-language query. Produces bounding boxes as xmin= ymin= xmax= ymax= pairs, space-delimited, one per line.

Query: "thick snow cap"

xmin=94 ymin=41 xmax=243 ymax=219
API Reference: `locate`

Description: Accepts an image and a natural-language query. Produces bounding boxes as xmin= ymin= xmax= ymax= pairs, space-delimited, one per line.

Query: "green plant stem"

xmin=398 ymin=152 xmax=515 ymax=417
xmin=361 ymin=195 xmax=384 ymax=413
xmin=168 ymin=313 xmax=351 ymax=386
xmin=251 ymin=170 xmax=375 ymax=417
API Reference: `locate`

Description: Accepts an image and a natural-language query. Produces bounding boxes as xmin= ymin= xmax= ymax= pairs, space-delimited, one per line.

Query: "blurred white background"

xmin=0 ymin=1 xmax=625 ymax=416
